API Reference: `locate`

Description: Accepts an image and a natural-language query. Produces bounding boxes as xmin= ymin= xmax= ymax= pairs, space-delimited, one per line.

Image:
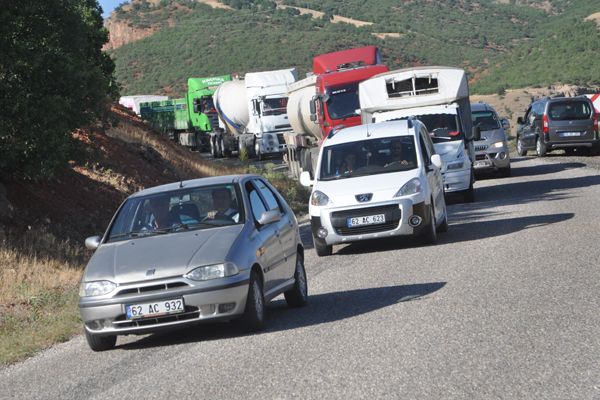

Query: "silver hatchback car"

xmin=79 ymin=175 xmax=307 ymax=351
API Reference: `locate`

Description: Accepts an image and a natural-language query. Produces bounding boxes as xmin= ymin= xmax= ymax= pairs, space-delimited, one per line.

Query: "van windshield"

xmin=548 ymin=101 xmax=592 ymax=120
xmin=472 ymin=111 xmax=500 ymax=130
xmin=319 ymin=136 xmax=418 ymax=181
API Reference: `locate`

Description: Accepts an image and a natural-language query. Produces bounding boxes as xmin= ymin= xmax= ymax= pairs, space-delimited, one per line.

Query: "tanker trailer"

xmin=213 ymin=80 xmax=249 ymax=158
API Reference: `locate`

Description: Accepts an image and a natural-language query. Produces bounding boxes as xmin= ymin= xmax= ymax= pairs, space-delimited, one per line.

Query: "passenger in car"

xmin=385 ymin=140 xmax=412 ymax=167
xmin=205 ymin=188 xmax=239 ymax=222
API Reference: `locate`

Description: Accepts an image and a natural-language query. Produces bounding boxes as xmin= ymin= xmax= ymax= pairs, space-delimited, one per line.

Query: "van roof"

xmin=323 ymin=120 xmax=417 ymax=147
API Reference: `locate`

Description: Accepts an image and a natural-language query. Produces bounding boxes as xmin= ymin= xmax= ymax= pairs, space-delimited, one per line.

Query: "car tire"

xmin=499 ymin=165 xmax=511 ymax=178
xmin=420 ymin=203 xmax=438 ymax=245
xmin=516 ymin=137 xmax=527 ymax=156
xmin=284 ymin=253 xmax=308 ymax=308
xmin=536 ymin=136 xmax=547 ymax=157
xmin=314 ymin=237 xmax=332 ymax=257
xmin=85 ymin=330 xmax=116 ymax=352
xmin=437 ymin=204 xmax=449 ymax=233
xmin=241 ymin=269 xmax=265 ymax=332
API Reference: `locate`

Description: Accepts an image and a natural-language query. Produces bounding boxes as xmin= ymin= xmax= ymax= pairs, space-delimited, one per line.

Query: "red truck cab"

xmin=312 ymin=46 xmax=389 ymax=138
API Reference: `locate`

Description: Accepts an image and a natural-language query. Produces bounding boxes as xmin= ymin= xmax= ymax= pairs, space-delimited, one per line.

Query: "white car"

xmin=300 ymin=119 xmax=448 ymax=257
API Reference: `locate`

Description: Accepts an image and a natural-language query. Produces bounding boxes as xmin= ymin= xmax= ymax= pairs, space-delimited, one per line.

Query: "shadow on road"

xmin=119 ymin=282 xmax=445 ymax=350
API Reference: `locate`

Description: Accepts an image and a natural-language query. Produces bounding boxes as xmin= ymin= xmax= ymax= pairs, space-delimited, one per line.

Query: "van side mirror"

xmin=258 ymin=210 xmax=281 ymax=225
xmin=430 ymin=154 xmax=443 ymax=169
xmin=472 ymin=126 xmax=481 ymax=141
xmin=85 ymin=235 xmax=101 ymax=250
xmin=299 ymin=171 xmax=313 ymax=187
xmin=517 ymin=116 xmax=524 ymax=125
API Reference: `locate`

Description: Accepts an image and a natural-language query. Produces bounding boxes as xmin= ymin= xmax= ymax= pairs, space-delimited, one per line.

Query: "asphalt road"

xmin=2 ymin=155 xmax=600 ymax=399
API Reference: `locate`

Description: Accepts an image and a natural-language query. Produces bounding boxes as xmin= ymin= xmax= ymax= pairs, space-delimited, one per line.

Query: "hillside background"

xmin=105 ymin=0 xmax=600 ymax=97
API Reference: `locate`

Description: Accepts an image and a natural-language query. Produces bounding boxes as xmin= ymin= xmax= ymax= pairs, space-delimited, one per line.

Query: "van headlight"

xmin=79 ymin=280 xmax=117 ymax=297
xmin=185 ymin=263 xmax=239 ymax=281
xmin=310 ymin=190 xmax=331 ymax=206
xmin=447 ymin=161 xmax=464 ymax=170
xmin=394 ymin=178 xmax=422 ymax=197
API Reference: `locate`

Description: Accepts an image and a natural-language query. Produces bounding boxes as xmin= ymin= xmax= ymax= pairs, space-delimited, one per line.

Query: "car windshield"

xmin=261 ymin=97 xmax=288 ymax=116
xmin=319 ymin=136 xmax=418 ymax=181
xmin=326 ymin=84 xmax=359 ymax=120
xmin=394 ymin=113 xmax=463 ymax=143
xmin=472 ymin=110 xmax=501 ymax=130
xmin=107 ymin=184 xmax=243 ymax=242
xmin=548 ymin=101 xmax=593 ymax=120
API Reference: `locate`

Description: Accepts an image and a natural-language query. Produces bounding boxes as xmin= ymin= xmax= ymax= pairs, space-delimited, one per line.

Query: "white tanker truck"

xmin=213 ymin=68 xmax=297 ymax=159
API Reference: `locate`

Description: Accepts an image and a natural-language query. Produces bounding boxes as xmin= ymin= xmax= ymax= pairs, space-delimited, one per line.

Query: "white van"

xmin=300 ymin=119 xmax=448 ymax=257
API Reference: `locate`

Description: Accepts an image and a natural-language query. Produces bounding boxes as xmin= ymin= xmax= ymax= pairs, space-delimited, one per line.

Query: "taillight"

xmin=542 ymin=114 xmax=549 ymax=134
xmin=594 ymin=112 xmax=598 ymax=134
xmin=448 ymin=131 xmax=461 ymax=137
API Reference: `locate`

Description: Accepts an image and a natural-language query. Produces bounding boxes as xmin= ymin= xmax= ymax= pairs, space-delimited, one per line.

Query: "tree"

xmin=0 ymin=0 xmax=118 ymax=179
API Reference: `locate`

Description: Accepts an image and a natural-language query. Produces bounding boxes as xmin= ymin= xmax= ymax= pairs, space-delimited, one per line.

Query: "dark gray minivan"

xmin=516 ymin=96 xmax=599 ymax=156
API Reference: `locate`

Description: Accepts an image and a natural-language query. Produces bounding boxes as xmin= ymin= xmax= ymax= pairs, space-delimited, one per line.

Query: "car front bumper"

xmin=311 ymin=199 xmax=432 ymax=246
xmin=79 ymin=274 xmax=250 ymax=336
xmin=474 ymin=150 xmax=510 ymax=171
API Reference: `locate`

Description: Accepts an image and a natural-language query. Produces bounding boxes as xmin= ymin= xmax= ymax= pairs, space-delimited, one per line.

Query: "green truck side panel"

xmin=139 ymin=75 xmax=232 ymax=136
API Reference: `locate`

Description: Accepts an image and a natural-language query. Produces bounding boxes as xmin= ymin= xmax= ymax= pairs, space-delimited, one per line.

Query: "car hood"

xmin=315 ymin=169 xmax=420 ymax=206
xmin=84 ymin=225 xmax=244 ymax=284
xmin=477 ymin=128 xmax=506 ymax=144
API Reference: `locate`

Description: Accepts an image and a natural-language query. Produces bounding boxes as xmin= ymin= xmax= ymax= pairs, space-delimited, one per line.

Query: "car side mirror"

xmin=430 ymin=154 xmax=443 ymax=169
xmin=299 ymin=171 xmax=313 ymax=187
xmin=258 ymin=210 xmax=281 ymax=226
xmin=500 ymin=118 xmax=510 ymax=130
xmin=85 ymin=235 xmax=101 ymax=250
xmin=517 ymin=116 xmax=524 ymax=125
xmin=472 ymin=126 xmax=481 ymax=141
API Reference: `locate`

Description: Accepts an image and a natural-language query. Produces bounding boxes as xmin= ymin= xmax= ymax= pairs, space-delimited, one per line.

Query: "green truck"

xmin=140 ymin=75 xmax=231 ymax=151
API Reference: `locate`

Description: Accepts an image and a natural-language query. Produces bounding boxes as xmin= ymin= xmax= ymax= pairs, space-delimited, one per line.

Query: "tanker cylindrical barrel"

xmin=214 ymin=80 xmax=249 ymax=137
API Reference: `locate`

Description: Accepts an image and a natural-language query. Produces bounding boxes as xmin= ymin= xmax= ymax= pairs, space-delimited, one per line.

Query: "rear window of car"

xmin=548 ymin=101 xmax=593 ymax=121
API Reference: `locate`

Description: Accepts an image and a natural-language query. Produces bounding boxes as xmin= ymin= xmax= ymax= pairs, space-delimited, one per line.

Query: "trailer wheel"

xmin=210 ymin=135 xmax=218 ymax=158
xmin=217 ymin=135 xmax=225 ymax=158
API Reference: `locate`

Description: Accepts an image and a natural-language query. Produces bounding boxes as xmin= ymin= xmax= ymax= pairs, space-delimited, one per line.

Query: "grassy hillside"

xmin=109 ymin=0 xmax=600 ymax=96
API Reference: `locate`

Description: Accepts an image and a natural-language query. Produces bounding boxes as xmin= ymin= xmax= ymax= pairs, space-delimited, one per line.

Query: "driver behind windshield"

xmin=385 ymin=140 xmax=412 ymax=167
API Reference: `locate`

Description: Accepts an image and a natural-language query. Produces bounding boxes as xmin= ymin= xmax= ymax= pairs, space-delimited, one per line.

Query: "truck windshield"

xmin=261 ymin=97 xmax=288 ymax=116
xmin=319 ymin=136 xmax=418 ymax=181
xmin=472 ymin=111 xmax=500 ymax=130
xmin=106 ymin=184 xmax=244 ymax=242
xmin=326 ymin=85 xmax=359 ymax=120
xmin=200 ymin=96 xmax=216 ymax=114
xmin=395 ymin=113 xmax=463 ymax=143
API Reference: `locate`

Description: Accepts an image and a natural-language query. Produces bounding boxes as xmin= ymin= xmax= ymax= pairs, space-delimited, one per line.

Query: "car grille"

xmin=330 ymin=205 xmax=401 ymax=236
xmin=114 ymin=281 xmax=190 ymax=297
xmin=112 ymin=306 xmax=200 ymax=329
xmin=475 ymin=144 xmax=488 ymax=151
xmin=475 ymin=154 xmax=487 ymax=161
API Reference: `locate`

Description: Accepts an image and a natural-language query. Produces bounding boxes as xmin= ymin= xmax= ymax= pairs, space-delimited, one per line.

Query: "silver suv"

xmin=471 ymin=102 xmax=511 ymax=177
xmin=516 ymin=96 xmax=599 ymax=156
xmin=79 ymin=175 xmax=307 ymax=351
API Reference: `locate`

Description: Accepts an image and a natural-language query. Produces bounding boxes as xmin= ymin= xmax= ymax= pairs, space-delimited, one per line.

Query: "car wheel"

xmin=437 ymin=203 xmax=449 ymax=233
xmin=284 ymin=253 xmax=308 ymax=307
xmin=314 ymin=237 xmax=332 ymax=257
xmin=536 ymin=136 xmax=547 ymax=157
xmin=241 ymin=269 xmax=265 ymax=332
xmin=499 ymin=164 xmax=511 ymax=178
xmin=420 ymin=203 xmax=437 ymax=245
xmin=516 ymin=137 xmax=527 ymax=156
xmin=85 ymin=330 xmax=116 ymax=352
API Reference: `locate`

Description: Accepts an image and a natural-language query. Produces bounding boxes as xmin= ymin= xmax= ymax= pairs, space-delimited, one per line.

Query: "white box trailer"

xmin=359 ymin=67 xmax=477 ymax=202
xmin=119 ymin=95 xmax=169 ymax=116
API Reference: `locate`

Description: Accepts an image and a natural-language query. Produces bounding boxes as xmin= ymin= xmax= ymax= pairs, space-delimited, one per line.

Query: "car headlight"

xmin=184 ymin=262 xmax=239 ymax=281
xmin=79 ymin=280 xmax=117 ymax=297
xmin=394 ymin=178 xmax=422 ymax=197
xmin=491 ymin=141 xmax=505 ymax=149
xmin=447 ymin=161 xmax=464 ymax=170
xmin=310 ymin=190 xmax=331 ymax=206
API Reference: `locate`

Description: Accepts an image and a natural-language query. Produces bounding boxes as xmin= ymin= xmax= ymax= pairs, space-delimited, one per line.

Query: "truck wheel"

xmin=222 ymin=137 xmax=232 ymax=158
xmin=255 ymin=142 xmax=262 ymax=161
xmin=302 ymin=149 xmax=313 ymax=174
xmin=536 ymin=136 xmax=547 ymax=157
xmin=217 ymin=135 xmax=224 ymax=158
xmin=210 ymin=136 xmax=218 ymax=158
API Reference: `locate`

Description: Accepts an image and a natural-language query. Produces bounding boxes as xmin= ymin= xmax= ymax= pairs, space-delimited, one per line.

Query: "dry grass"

xmin=0 ymin=229 xmax=84 ymax=364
